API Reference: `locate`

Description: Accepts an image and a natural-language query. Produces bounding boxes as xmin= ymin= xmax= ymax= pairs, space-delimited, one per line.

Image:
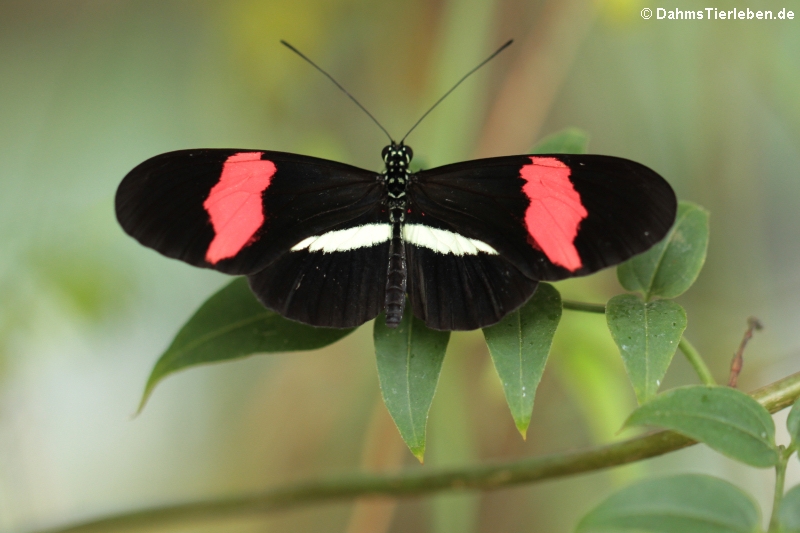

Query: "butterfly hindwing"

xmin=405 ymin=243 xmax=539 ymax=331
xmin=115 ymin=149 xmax=383 ymax=275
xmin=247 ymin=210 xmax=390 ymax=328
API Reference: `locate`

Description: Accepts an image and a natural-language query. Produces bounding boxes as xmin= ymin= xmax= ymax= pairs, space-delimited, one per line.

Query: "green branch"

xmin=768 ymin=445 xmax=792 ymax=532
xmin=562 ymin=300 xmax=606 ymax=314
xmin=33 ymin=371 xmax=800 ymax=533
xmin=678 ymin=337 xmax=716 ymax=386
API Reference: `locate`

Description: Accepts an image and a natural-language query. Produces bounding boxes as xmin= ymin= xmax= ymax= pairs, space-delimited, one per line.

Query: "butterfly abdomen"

xmin=384 ymin=222 xmax=407 ymax=327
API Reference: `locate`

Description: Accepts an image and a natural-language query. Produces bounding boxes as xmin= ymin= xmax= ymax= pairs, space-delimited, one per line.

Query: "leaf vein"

xmin=162 ymin=312 xmax=274 ymax=365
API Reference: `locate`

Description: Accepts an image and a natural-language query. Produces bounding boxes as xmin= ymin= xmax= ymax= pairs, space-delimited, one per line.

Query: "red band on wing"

xmin=204 ymin=152 xmax=276 ymax=264
xmin=520 ymin=157 xmax=588 ymax=271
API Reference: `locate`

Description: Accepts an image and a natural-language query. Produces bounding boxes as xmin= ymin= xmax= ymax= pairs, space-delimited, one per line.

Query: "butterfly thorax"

xmin=381 ymin=142 xmax=413 ymax=327
xmin=382 ymin=142 xmax=412 ymax=223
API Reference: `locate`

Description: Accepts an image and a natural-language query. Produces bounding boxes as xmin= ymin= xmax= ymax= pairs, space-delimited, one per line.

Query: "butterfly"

xmin=115 ymin=41 xmax=677 ymax=331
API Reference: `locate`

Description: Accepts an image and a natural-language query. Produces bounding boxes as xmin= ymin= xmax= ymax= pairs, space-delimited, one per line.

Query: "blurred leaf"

xmin=26 ymin=201 xmax=137 ymax=321
xmin=606 ymin=294 xmax=686 ymax=404
xmin=780 ymin=484 xmax=800 ymax=533
xmin=30 ymin=239 xmax=136 ymax=321
xmin=483 ymin=283 xmax=561 ymax=438
xmin=530 ymin=127 xmax=589 ymax=154
xmin=551 ymin=309 xmax=640 ymax=449
xmin=576 ymin=473 xmax=761 ymax=533
xmin=427 ymin=343 xmax=480 ymax=533
xmin=409 ymin=156 xmax=429 ymax=174
xmin=625 ymin=386 xmax=778 ymax=467
xmin=787 ymin=397 xmax=800 ymax=450
xmin=140 ymin=278 xmax=354 ymax=411
xmin=374 ymin=307 xmax=450 ymax=462
xmin=617 ymin=201 xmax=709 ymax=300
xmin=33 ymin=251 xmax=134 ymax=319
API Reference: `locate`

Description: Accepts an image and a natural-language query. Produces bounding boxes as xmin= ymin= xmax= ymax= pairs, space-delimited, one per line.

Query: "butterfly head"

xmin=382 ymin=142 xmax=413 ymax=173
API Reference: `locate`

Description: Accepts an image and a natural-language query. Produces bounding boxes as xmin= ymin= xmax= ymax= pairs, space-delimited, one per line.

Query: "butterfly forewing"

xmin=115 ymin=149 xmax=382 ymax=276
xmin=409 ymin=154 xmax=677 ymax=282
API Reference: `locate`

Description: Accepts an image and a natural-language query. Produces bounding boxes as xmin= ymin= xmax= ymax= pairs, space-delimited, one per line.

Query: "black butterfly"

xmin=115 ymin=42 xmax=676 ymax=331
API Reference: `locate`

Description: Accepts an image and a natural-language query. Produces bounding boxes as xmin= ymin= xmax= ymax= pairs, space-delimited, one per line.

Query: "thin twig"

xmin=768 ymin=445 xmax=791 ymax=532
xmin=729 ymin=316 xmax=763 ymax=388
xmin=562 ymin=300 xmax=606 ymax=314
xmin=30 ymin=371 xmax=800 ymax=533
xmin=679 ymin=337 xmax=717 ymax=386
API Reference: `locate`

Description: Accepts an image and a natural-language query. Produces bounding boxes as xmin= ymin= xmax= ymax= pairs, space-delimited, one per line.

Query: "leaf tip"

xmin=136 ymin=381 xmax=157 ymax=416
xmin=515 ymin=420 xmax=529 ymax=440
xmin=619 ymin=412 xmax=636 ymax=431
xmin=412 ymin=448 xmax=425 ymax=464
xmin=134 ymin=398 xmax=148 ymax=417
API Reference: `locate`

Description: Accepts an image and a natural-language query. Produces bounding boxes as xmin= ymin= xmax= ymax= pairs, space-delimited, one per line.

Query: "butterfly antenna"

xmin=281 ymin=40 xmax=394 ymax=143
xmin=400 ymin=39 xmax=513 ymax=144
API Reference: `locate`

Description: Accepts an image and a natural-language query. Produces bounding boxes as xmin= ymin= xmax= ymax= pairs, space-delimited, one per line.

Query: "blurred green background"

xmin=2 ymin=0 xmax=800 ymax=531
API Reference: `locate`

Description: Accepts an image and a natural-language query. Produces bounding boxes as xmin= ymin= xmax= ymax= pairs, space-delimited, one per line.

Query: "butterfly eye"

xmin=381 ymin=146 xmax=391 ymax=161
xmin=403 ymin=146 xmax=413 ymax=161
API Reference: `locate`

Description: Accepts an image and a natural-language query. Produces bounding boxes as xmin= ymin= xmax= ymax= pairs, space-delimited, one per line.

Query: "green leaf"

xmin=140 ymin=278 xmax=354 ymax=411
xmin=576 ymin=473 xmax=761 ymax=533
xmin=374 ymin=307 xmax=450 ymax=462
xmin=530 ymin=127 xmax=589 ymax=154
xmin=606 ymin=294 xmax=687 ymax=404
xmin=779 ymin=484 xmax=800 ymax=533
xmin=787 ymin=397 xmax=800 ymax=450
xmin=483 ymin=283 xmax=561 ymax=438
xmin=617 ymin=201 xmax=710 ymax=300
xmin=625 ymin=385 xmax=778 ymax=467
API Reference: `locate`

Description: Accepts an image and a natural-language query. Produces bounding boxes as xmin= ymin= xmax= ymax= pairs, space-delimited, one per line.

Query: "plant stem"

xmin=678 ymin=337 xmax=716 ymax=386
xmin=768 ymin=445 xmax=792 ymax=532
xmin=562 ymin=300 xmax=606 ymax=314
xmin=32 ymin=371 xmax=800 ymax=533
